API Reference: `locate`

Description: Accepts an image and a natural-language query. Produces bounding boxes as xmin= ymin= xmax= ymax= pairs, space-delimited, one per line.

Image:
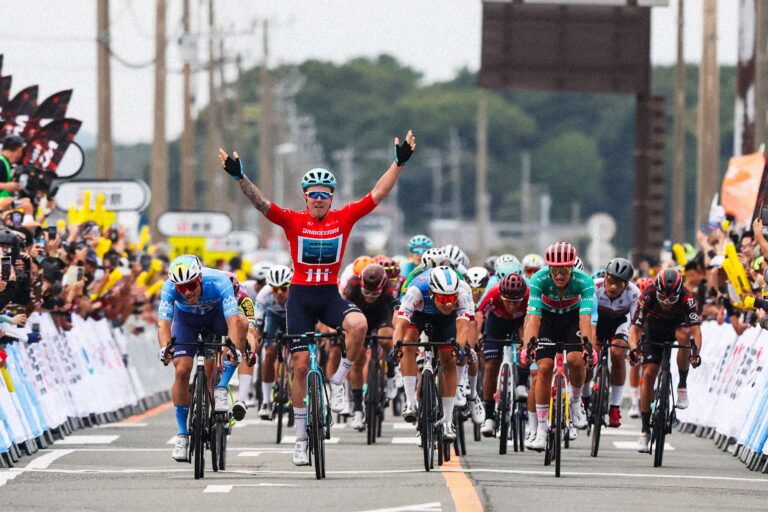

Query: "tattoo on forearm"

xmin=239 ymin=177 xmax=270 ymax=214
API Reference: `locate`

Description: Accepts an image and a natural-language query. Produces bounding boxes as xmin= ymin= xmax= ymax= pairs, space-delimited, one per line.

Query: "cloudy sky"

xmin=1 ymin=0 xmax=740 ymax=145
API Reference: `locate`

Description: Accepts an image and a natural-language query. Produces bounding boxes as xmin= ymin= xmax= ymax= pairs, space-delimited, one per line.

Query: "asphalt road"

xmin=2 ymin=400 xmax=767 ymax=512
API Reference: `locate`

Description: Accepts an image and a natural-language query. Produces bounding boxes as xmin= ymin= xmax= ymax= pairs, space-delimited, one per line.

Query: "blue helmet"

xmin=301 ymin=168 xmax=336 ymax=191
xmin=495 ymin=261 xmax=523 ymax=279
xmin=408 ymin=234 xmax=433 ymax=255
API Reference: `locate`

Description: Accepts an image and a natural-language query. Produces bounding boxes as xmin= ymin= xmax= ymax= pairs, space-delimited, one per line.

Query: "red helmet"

xmin=361 ymin=264 xmax=388 ymax=292
xmin=499 ymin=273 xmax=527 ymax=300
xmin=381 ymin=258 xmax=400 ymax=280
xmin=636 ymin=277 xmax=653 ymax=293
xmin=223 ymin=271 xmax=241 ymax=292
xmin=544 ymin=242 xmax=578 ymax=267
xmin=373 ymin=255 xmax=389 ymax=265
xmin=655 ymin=268 xmax=683 ymax=297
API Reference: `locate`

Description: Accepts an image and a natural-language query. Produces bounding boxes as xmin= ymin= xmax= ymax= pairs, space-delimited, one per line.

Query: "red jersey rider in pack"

xmin=629 ymin=268 xmax=702 ymax=453
xmin=219 ymin=130 xmax=416 ymax=466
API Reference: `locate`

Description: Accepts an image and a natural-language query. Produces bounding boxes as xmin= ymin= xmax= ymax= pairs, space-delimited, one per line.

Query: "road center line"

xmin=122 ymin=401 xmax=173 ymax=424
xmin=440 ymin=457 xmax=484 ymax=512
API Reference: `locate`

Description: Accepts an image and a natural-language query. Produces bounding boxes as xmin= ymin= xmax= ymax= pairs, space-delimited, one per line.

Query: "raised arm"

xmin=370 ymin=131 xmax=416 ymax=204
xmin=219 ymin=149 xmax=271 ymax=215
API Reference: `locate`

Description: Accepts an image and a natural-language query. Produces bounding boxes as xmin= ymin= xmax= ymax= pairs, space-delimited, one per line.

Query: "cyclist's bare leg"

xmin=639 ymin=362 xmax=659 ymax=433
xmin=565 ymin=351 xmax=586 ymax=389
xmin=291 ymin=351 xmax=310 ymax=440
xmin=439 ymin=349 xmax=457 ymax=422
xmin=535 ymin=358 xmax=554 ymax=430
xmin=674 ymin=327 xmax=691 ymax=386
xmin=610 ymin=342 xmax=627 ymax=408
xmin=332 ymin=311 xmax=368 ymax=385
xmin=483 ymin=359 xmax=501 ymax=401
xmin=350 ymin=347 xmax=366 ymax=415
xmin=260 ymin=344 xmax=277 ymax=405
xmin=400 ymin=328 xmax=420 ymax=405
xmin=629 ymin=363 xmax=641 ymax=410
xmin=172 ymin=357 xmax=193 ymax=406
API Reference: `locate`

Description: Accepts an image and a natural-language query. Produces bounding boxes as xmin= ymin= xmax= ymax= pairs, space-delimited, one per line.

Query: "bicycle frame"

xmin=549 ymin=351 xmax=570 ymax=427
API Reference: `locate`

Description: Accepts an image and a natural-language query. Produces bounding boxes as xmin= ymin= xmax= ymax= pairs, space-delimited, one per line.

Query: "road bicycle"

xmin=587 ymin=338 xmax=629 ymax=457
xmin=484 ymin=336 xmax=527 ymax=455
xmin=365 ymin=334 xmax=391 ymax=445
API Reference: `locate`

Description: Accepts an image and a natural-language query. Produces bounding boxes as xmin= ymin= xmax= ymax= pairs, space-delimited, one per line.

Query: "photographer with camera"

xmin=0 ymin=135 xmax=35 ymax=217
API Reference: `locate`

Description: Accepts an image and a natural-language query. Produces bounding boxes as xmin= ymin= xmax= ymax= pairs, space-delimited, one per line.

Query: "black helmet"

xmin=605 ymin=257 xmax=634 ymax=282
xmin=1 ymin=134 xmax=25 ymax=151
xmin=655 ymin=268 xmax=683 ymax=297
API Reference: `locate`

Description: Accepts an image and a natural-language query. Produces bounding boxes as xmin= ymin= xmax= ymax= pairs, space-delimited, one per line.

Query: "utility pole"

xmin=96 ymin=0 xmax=114 ymax=179
xmin=180 ymin=0 xmax=195 ymax=210
xmin=233 ymin=53 xmax=246 ymax=229
xmin=428 ymin=151 xmax=443 ymax=219
xmin=449 ymin=128 xmax=462 ymax=219
xmin=258 ymin=19 xmax=275 ymax=239
xmin=521 ymin=151 xmax=531 ymax=226
xmin=476 ymin=94 xmax=489 ymax=261
xmin=671 ymin=0 xmax=686 ymax=243
xmin=696 ymin=0 xmax=720 ymax=226
xmin=205 ymin=0 xmax=222 ymax=211
xmin=756 ymin=0 xmax=768 ymax=149
xmin=149 ymin=0 xmax=168 ymax=232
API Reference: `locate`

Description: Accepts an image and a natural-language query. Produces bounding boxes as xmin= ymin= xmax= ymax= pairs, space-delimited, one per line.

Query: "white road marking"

xmin=391 ymin=437 xmax=419 ymax=445
xmin=203 ymin=485 xmax=233 ymax=493
xmin=613 ymin=441 xmax=674 ymax=451
xmin=279 ymin=435 xmax=339 ymax=444
xmin=393 ymin=423 xmax=417 ymax=430
xmin=25 ymin=450 xmax=75 ymax=469
xmin=203 ymin=483 xmax=296 ymax=493
xmin=96 ymin=423 xmax=148 ymax=428
xmin=601 ymin=429 xmax=643 ymax=437
xmin=354 ymin=502 xmax=442 ymax=512
xmin=237 ymin=451 xmax=261 ymax=457
xmin=56 ymin=435 xmax=120 ymax=445
xmin=0 ymin=470 xmax=22 ymax=487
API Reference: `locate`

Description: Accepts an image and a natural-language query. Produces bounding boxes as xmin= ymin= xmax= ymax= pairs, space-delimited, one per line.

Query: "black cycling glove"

xmin=224 ymin=154 xmax=244 ymax=180
xmin=394 ymin=138 xmax=413 ymax=166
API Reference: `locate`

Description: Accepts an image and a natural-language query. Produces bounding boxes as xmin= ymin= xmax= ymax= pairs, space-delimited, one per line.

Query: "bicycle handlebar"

xmin=391 ymin=339 xmax=463 ymax=365
xmin=275 ymin=327 xmax=347 ymax=363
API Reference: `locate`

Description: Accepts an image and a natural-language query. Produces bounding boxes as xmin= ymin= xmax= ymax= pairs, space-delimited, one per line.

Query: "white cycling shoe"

xmin=351 ymin=411 xmax=365 ymax=431
xmin=402 ymin=401 xmax=418 ymax=423
xmin=232 ymin=400 xmax=247 ymax=421
xmin=293 ymin=439 xmax=310 ymax=466
xmin=676 ymin=388 xmax=689 ymax=409
xmin=570 ymin=398 xmax=588 ymax=429
xmin=637 ymin=432 xmax=651 ymax=453
xmin=568 ymin=421 xmax=578 ymax=441
xmin=214 ymin=387 xmax=229 ymax=413
xmin=629 ymin=404 xmax=640 ymax=419
xmin=481 ymin=418 xmax=496 ymax=437
xmin=330 ymin=382 xmax=347 ymax=413
xmin=385 ymin=378 xmax=398 ymax=400
xmin=469 ymin=395 xmax=486 ymax=425
xmin=258 ymin=403 xmax=272 ymax=420
xmin=529 ymin=426 xmax=548 ymax=452
xmin=441 ymin=421 xmax=457 ymax=441
xmin=515 ymin=384 xmax=528 ymax=399
xmin=455 ymin=386 xmax=467 ymax=407
xmin=524 ymin=430 xmax=536 ymax=449
xmin=172 ymin=435 xmax=189 ymax=462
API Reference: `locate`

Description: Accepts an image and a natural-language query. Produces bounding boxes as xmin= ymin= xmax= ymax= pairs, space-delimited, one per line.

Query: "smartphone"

xmin=45 ymin=226 xmax=58 ymax=239
xmin=65 ymin=265 xmax=84 ymax=283
xmin=35 ymin=236 xmax=45 ymax=248
xmin=1 ymin=256 xmax=12 ymax=281
xmin=31 ymin=322 xmax=40 ymax=334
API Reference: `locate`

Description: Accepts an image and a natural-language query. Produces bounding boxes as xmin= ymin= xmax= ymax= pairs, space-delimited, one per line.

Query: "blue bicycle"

xmin=276 ymin=328 xmax=346 ymax=480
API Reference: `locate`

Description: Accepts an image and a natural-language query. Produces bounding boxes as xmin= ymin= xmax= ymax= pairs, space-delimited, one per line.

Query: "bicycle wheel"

xmin=366 ymin=357 xmax=378 ymax=445
xmin=591 ymin=363 xmax=608 ymax=458
xmin=192 ymin=372 xmax=207 ymax=480
xmin=453 ymin=407 xmax=465 ymax=456
xmin=219 ymin=424 xmax=228 ymax=470
xmin=499 ymin=366 xmax=510 ymax=455
xmin=308 ymin=372 xmax=325 ymax=480
xmin=211 ymin=421 xmax=225 ymax=472
xmin=514 ymin=401 xmax=526 ymax=453
xmin=420 ymin=369 xmax=435 ymax=472
xmin=554 ymin=374 xmax=563 ymax=478
xmin=653 ymin=371 xmax=669 ymax=468
xmin=276 ymin=362 xmax=286 ymax=444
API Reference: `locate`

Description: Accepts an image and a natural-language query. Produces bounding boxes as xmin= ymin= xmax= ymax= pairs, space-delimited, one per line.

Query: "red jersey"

xmin=477 ymin=284 xmax=529 ymax=321
xmin=266 ymin=194 xmax=377 ymax=285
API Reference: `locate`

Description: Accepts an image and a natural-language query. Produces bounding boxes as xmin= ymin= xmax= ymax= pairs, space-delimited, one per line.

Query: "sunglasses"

xmin=432 ymin=292 xmax=458 ymax=306
xmin=656 ymin=291 xmax=679 ymax=304
xmin=305 ymin=191 xmax=333 ymax=200
xmin=175 ymin=279 xmax=200 ymax=294
xmin=271 ymin=285 xmax=290 ymax=293
xmin=550 ymin=266 xmax=573 ymax=276
xmin=361 ymin=287 xmax=383 ymax=298
xmin=605 ymin=275 xmax=628 ymax=288
xmin=501 ymin=296 xmax=525 ymax=303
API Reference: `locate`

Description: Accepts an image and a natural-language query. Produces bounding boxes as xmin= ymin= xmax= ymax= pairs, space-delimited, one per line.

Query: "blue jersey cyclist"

xmin=400 ymin=234 xmax=433 ymax=278
xmin=157 ymin=255 xmax=249 ymax=462
xmin=220 ymin=130 xmax=416 ymax=466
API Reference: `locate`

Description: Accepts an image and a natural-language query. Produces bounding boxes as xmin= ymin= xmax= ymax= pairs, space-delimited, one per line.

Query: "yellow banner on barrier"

xmin=169 ymin=236 xmax=206 ymax=260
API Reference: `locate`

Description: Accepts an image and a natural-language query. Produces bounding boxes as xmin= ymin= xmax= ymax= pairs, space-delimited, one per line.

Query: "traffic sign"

xmin=157 ymin=211 xmax=233 ymax=237
xmin=54 ymin=179 xmax=151 ymax=212
xmin=206 ymin=231 xmax=258 ymax=253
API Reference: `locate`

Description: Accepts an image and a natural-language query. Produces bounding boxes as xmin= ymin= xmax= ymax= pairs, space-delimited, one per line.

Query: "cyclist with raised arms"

xmin=393 ymin=265 xmax=475 ymax=440
xmin=254 ymin=265 xmax=293 ymax=420
xmin=521 ymin=242 xmax=596 ymax=451
xmin=586 ymin=257 xmax=639 ymax=428
xmin=157 ymin=255 xmax=249 ymax=461
xmin=219 ymin=130 xmax=416 ymax=465
xmin=629 ymin=268 xmax=702 ymax=453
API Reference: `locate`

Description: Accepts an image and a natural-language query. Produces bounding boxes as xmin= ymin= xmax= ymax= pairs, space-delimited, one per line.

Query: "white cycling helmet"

xmin=266 ymin=265 xmax=293 ymax=287
xmin=465 ymin=266 xmax=489 ymax=289
xmin=168 ymin=254 xmax=202 ymax=284
xmin=428 ymin=266 xmax=461 ymax=295
xmin=522 ymin=253 xmax=545 ymax=270
xmin=495 ymin=253 xmax=519 ymax=271
xmin=443 ymin=244 xmax=469 ymax=270
xmin=421 ymin=247 xmax=449 ymax=269
xmin=253 ymin=261 xmax=274 ymax=281
xmin=301 ymin=168 xmax=336 ymax=190
xmin=574 ymin=256 xmax=585 ymax=271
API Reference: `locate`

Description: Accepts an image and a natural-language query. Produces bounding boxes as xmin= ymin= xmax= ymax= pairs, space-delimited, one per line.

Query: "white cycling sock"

xmin=237 ymin=373 xmax=252 ymax=402
xmin=404 ymin=376 xmax=417 ymax=403
xmin=331 ymin=358 xmax=354 ymax=385
xmin=631 ymin=386 xmax=640 ymax=406
xmin=571 ymin=385 xmax=582 ymax=400
xmin=294 ymin=407 xmax=307 ymax=441
xmin=262 ymin=381 xmax=273 ymax=405
xmin=459 ymin=364 xmax=468 ymax=386
xmin=610 ymin=385 xmax=624 ymax=407
xmin=528 ymin=411 xmax=537 ymax=431
xmin=468 ymin=373 xmax=478 ymax=400
xmin=442 ymin=397 xmax=455 ymax=424
xmin=536 ymin=404 xmax=549 ymax=428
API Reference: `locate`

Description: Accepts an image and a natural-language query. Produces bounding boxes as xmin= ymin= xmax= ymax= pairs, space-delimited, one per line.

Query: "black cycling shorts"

xmin=535 ymin=309 xmax=583 ymax=361
xmin=483 ymin=313 xmax=523 ymax=361
xmin=408 ymin=310 xmax=457 ymax=346
xmin=286 ymin=284 xmax=362 ymax=353
xmin=640 ymin=318 xmax=689 ymax=365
